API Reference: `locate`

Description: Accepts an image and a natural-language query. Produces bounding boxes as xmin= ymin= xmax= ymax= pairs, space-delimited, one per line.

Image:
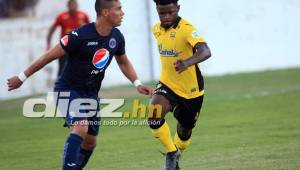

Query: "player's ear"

xmin=177 ymin=5 xmax=180 ymax=12
xmin=102 ymin=9 xmax=109 ymax=17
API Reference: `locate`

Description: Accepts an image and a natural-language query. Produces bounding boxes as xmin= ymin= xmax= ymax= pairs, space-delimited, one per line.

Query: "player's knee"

xmin=148 ymin=95 xmax=170 ymax=129
xmin=147 ymin=106 xmax=164 ymax=123
xmin=71 ymin=122 xmax=89 ymax=138
xmin=82 ymin=139 xmax=97 ymax=150
xmin=149 ymin=95 xmax=170 ymax=116
xmin=177 ymin=123 xmax=193 ymax=140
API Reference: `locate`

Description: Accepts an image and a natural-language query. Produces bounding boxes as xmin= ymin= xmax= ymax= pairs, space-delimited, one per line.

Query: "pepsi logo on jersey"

xmin=92 ymin=48 xmax=110 ymax=70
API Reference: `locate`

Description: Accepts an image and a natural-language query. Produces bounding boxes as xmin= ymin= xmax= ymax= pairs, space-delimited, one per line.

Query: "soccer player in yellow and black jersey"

xmin=148 ymin=0 xmax=211 ymax=169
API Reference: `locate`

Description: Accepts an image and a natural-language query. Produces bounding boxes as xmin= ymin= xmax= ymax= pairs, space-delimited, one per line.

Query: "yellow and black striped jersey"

xmin=152 ymin=17 xmax=206 ymax=99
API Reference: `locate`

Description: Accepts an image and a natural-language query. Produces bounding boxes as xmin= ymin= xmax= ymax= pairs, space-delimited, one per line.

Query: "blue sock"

xmin=62 ymin=134 xmax=83 ymax=170
xmin=75 ymin=147 xmax=94 ymax=170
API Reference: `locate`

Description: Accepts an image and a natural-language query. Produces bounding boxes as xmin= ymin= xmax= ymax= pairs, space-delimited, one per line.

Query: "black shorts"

xmin=154 ymin=82 xmax=204 ymax=129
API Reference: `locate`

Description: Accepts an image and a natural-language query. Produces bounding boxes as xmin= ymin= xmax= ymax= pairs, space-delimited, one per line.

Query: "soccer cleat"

xmin=164 ymin=149 xmax=181 ymax=170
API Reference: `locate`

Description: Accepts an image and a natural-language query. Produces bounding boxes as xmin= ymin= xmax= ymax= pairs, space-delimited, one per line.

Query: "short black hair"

xmin=153 ymin=0 xmax=178 ymax=5
xmin=68 ymin=0 xmax=77 ymax=5
xmin=95 ymin=0 xmax=118 ymax=16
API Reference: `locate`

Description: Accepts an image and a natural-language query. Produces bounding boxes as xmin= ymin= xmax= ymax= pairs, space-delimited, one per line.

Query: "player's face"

xmin=107 ymin=1 xmax=124 ymax=27
xmin=156 ymin=3 xmax=179 ymax=29
xmin=68 ymin=1 xmax=78 ymax=13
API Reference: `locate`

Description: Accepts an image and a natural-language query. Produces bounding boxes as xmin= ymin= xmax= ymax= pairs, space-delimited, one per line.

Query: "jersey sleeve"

xmin=84 ymin=13 xmax=90 ymax=24
xmin=185 ymin=25 xmax=206 ymax=47
xmin=115 ymin=32 xmax=126 ymax=56
xmin=53 ymin=14 xmax=62 ymax=27
xmin=152 ymin=24 xmax=160 ymax=39
xmin=60 ymin=30 xmax=81 ymax=54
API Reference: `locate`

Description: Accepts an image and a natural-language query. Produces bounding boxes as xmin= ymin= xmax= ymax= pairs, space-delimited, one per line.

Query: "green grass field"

xmin=0 ymin=68 xmax=300 ymax=170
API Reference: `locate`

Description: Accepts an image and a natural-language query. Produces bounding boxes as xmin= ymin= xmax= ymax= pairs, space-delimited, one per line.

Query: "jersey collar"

xmin=161 ymin=16 xmax=182 ymax=31
xmin=172 ymin=16 xmax=182 ymax=29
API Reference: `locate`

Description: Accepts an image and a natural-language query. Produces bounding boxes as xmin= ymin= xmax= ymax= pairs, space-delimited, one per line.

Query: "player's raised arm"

xmin=174 ymin=42 xmax=211 ymax=73
xmin=7 ymin=43 xmax=65 ymax=91
xmin=115 ymin=54 xmax=154 ymax=96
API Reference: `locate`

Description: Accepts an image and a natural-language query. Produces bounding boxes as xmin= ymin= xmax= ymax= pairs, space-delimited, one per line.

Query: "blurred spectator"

xmin=46 ymin=0 xmax=89 ymax=77
xmin=0 ymin=0 xmax=38 ymax=18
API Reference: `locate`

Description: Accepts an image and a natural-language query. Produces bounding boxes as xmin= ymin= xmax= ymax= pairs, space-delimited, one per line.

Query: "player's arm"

xmin=7 ymin=44 xmax=65 ymax=91
xmin=115 ymin=54 xmax=153 ymax=96
xmin=115 ymin=54 xmax=137 ymax=82
xmin=187 ymin=42 xmax=211 ymax=64
xmin=174 ymin=42 xmax=211 ymax=73
xmin=47 ymin=14 xmax=61 ymax=49
xmin=46 ymin=24 xmax=58 ymax=50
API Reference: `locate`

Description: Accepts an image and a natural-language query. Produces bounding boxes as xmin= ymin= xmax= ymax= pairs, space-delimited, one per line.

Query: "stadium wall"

xmin=1 ymin=0 xmax=299 ymax=99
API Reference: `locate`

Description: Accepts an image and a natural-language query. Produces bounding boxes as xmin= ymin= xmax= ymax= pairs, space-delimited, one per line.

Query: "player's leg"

xmin=148 ymin=94 xmax=177 ymax=153
xmin=149 ymin=94 xmax=181 ymax=170
xmin=174 ymin=95 xmax=204 ymax=151
xmin=63 ymin=121 xmax=88 ymax=170
xmin=75 ymin=134 xmax=97 ymax=170
xmin=76 ymin=115 xmax=100 ymax=170
xmin=148 ymin=83 xmax=181 ymax=170
xmin=173 ymin=95 xmax=203 ymax=169
xmin=174 ymin=122 xmax=192 ymax=151
xmin=55 ymin=89 xmax=93 ymax=170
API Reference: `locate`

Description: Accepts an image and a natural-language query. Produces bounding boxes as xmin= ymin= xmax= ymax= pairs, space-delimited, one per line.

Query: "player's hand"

xmin=137 ymin=85 xmax=154 ymax=96
xmin=174 ymin=59 xmax=188 ymax=73
xmin=7 ymin=76 xmax=23 ymax=91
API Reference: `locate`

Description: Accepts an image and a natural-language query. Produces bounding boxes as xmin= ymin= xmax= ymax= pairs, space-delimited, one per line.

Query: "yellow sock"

xmin=174 ymin=133 xmax=191 ymax=151
xmin=152 ymin=122 xmax=177 ymax=153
